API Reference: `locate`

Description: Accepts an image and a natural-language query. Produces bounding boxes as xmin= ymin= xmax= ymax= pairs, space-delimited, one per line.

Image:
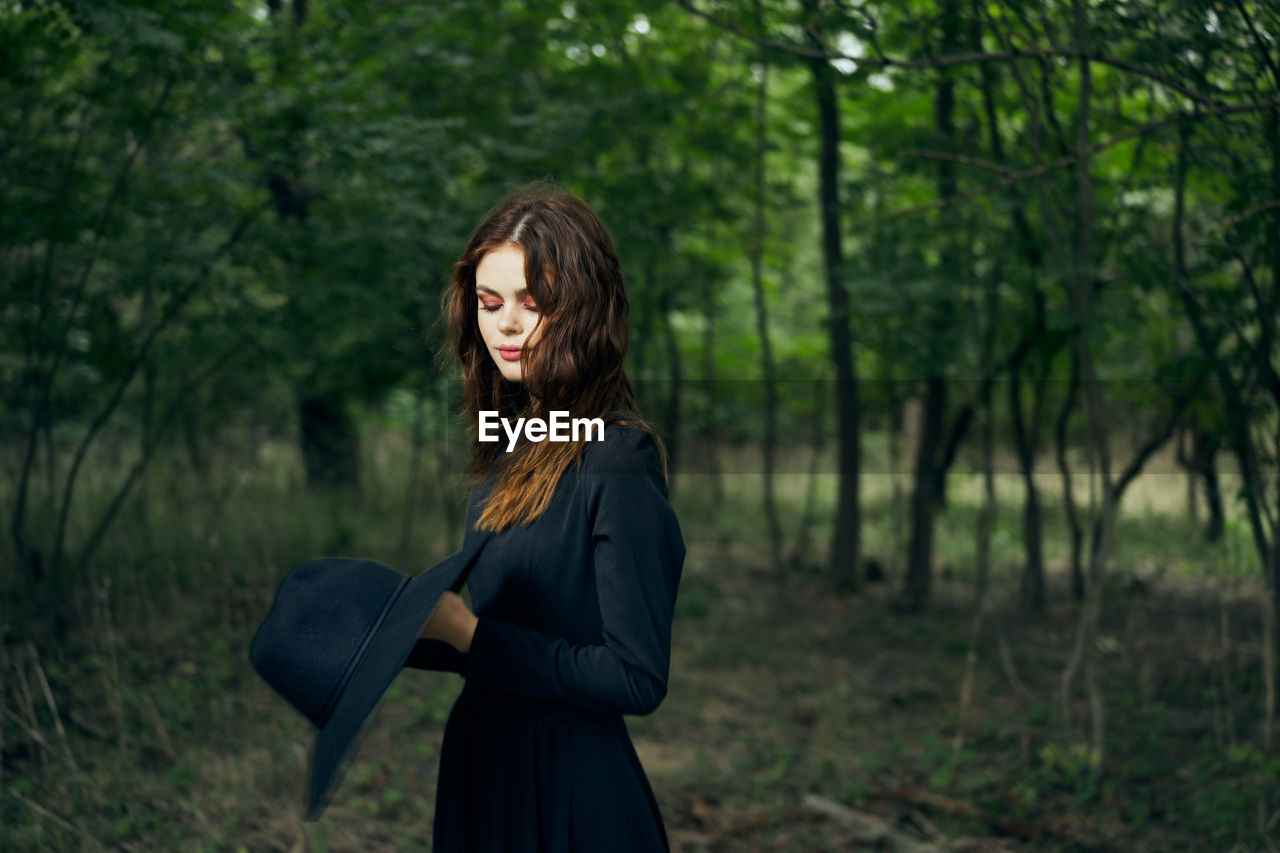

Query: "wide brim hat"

xmin=250 ymin=531 xmax=492 ymax=820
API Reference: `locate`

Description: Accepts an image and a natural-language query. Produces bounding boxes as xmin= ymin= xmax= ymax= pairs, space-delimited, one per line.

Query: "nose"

xmin=497 ymin=306 xmax=521 ymax=335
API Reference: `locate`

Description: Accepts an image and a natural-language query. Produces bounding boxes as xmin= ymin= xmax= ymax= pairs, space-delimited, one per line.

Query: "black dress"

xmin=404 ymin=423 xmax=686 ymax=852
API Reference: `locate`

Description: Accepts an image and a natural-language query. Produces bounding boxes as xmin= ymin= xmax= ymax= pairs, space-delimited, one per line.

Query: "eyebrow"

xmin=476 ymin=285 xmax=532 ymax=299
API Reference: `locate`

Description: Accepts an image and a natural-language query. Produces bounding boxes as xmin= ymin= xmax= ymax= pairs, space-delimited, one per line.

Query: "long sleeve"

xmin=403 ymin=489 xmax=492 ymax=676
xmin=459 ymin=428 xmax=685 ymax=715
xmin=404 ymin=637 xmax=466 ymax=673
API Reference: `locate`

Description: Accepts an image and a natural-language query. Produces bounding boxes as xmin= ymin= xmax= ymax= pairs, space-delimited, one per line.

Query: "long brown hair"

xmin=442 ymin=180 xmax=664 ymax=532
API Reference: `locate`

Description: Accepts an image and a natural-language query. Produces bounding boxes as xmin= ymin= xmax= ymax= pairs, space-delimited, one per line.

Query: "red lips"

xmin=498 ymin=347 xmax=522 ymax=362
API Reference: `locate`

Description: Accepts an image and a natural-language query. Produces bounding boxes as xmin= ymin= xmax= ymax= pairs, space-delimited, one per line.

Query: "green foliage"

xmin=1189 ymin=745 xmax=1280 ymax=846
xmin=675 ymin=574 xmax=722 ymax=620
xmin=4 ymin=0 xmax=1280 ymax=847
xmin=1033 ymin=742 xmax=1104 ymax=803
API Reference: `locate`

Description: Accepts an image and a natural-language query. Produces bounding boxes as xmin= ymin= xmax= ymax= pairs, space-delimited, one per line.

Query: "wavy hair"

xmin=442 ymin=180 xmax=664 ymax=532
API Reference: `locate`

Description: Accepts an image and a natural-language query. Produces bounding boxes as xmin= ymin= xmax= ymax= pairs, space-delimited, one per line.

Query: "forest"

xmin=3 ymin=0 xmax=1280 ymax=850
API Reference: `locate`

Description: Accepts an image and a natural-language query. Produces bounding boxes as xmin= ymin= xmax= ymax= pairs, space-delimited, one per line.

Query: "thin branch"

xmin=1109 ymin=371 xmax=1208 ymax=504
xmin=675 ymin=0 xmax=1228 ymax=106
xmin=26 ymin=642 xmax=79 ymax=772
xmin=11 ymin=101 xmax=96 ymax=574
xmin=977 ymin=0 xmax=1072 ymax=258
xmin=1231 ymin=0 xmax=1280 ymax=92
xmin=1201 ymin=239 xmax=1280 ymax=408
xmin=1210 ymin=198 xmax=1280 ymax=234
xmin=898 ymin=148 xmax=1017 ymax=177
xmin=35 ymin=101 xmax=95 ymax=323
xmin=74 ymin=342 xmax=246 ymax=577
xmin=888 ymin=96 xmax=1280 ymax=219
xmin=14 ymin=77 xmax=174 ymax=573
xmin=48 ymin=199 xmax=269 ymax=577
xmin=7 ymin=789 xmax=103 ymax=852
xmin=46 ymin=77 xmax=175 ymax=390
xmin=1173 ymin=122 xmax=1274 ymax=570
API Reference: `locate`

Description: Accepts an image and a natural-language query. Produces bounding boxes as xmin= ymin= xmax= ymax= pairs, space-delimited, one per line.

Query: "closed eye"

xmin=477 ymin=296 xmax=537 ymax=313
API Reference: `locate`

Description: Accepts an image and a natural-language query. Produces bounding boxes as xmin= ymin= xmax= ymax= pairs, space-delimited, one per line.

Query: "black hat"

xmin=250 ymin=532 xmax=492 ymax=820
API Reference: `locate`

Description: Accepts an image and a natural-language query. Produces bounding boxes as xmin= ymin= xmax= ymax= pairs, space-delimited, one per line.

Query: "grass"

xmin=2 ymin=427 xmax=1276 ymax=851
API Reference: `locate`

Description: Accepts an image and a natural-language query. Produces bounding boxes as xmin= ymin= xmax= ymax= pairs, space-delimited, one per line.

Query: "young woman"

xmin=404 ymin=181 xmax=686 ymax=851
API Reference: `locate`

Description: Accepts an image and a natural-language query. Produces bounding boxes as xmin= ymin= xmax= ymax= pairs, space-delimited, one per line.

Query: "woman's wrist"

xmin=456 ymin=614 xmax=479 ymax=653
xmin=421 ymin=591 xmax=478 ymax=652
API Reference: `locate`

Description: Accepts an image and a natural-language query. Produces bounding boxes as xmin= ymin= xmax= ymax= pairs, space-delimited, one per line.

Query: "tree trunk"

xmin=792 ymin=384 xmax=827 ymax=570
xmin=972 ymin=0 xmax=1054 ymax=609
xmin=183 ymin=395 xmax=208 ymax=474
xmin=1007 ymin=291 xmax=1054 ymax=614
xmin=1261 ymin=93 xmax=1280 ymax=754
xmin=298 ymin=392 xmax=360 ymax=489
xmin=1054 ymin=349 xmax=1086 ymax=602
xmin=973 ymin=258 xmax=998 ymax=608
xmin=1010 ymin=363 xmax=1046 ymax=612
xmin=700 ymin=235 xmax=724 ymax=505
xmin=660 ymin=288 xmax=682 ymax=493
xmin=1058 ymin=0 xmax=1115 ymax=763
xmin=398 ymin=384 xmax=427 ymax=569
xmin=803 ymin=0 xmax=860 ymax=591
xmin=889 ymin=395 xmax=909 ymax=584
xmin=749 ymin=10 xmax=783 ymax=580
xmin=139 ymin=278 xmax=156 ymax=532
xmin=1197 ymin=434 xmax=1226 ymax=542
xmin=1184 ymin=425 xmax=1225 ymax=542
xmin=898 ymin=0 xmax=961 ymax=612
xmin=900 ymin=376 xmax=946 ymax=611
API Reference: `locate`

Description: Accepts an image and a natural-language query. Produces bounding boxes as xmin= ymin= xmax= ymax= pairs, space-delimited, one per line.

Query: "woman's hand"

xmin=421 ymin=591 xmax=479 ymax=653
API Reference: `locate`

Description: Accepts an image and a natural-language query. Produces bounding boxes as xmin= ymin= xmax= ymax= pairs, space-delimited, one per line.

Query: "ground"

xmin=3 ymin=444 xmax=1275 ymax=851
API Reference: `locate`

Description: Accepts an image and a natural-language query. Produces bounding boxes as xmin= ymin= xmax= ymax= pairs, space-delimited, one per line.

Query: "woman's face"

xmin=475 ymin=244 xmax=542 ymax=383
